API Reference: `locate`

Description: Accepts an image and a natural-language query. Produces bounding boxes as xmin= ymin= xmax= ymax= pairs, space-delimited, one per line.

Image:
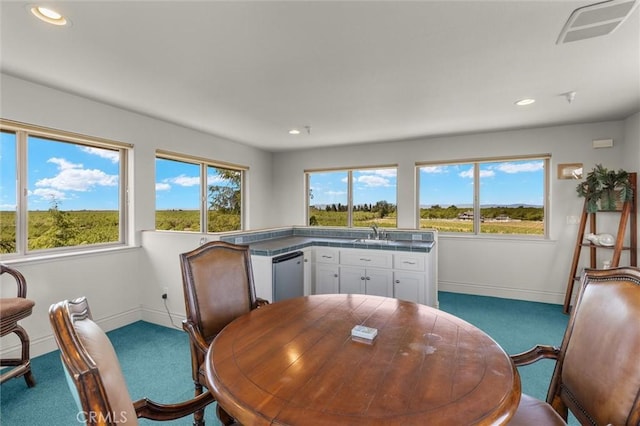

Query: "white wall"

xmin=271 ymin=120 xmax=636 ymax=303
xmin=0 ymin=74 xmax=274 ymax=357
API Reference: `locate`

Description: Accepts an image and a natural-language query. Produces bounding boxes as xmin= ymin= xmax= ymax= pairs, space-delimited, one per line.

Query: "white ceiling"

xmin=1 ymin=1 xmax=639 ymax=152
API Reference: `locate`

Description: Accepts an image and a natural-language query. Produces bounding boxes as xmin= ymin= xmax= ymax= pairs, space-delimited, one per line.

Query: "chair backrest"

xmin=547 ymin=266 xmax=640 ymax=426
xmin=180 ymin=241 xmax=260 ymax=343
xmin=49 ymin=297 xmax=137 ymax=425
xmin=1 ymin=264 xmax=28 ymax=298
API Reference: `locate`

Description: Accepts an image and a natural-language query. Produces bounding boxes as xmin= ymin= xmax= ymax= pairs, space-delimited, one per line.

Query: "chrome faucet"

xmin=371 ymin=224 xmax=379 ymax=239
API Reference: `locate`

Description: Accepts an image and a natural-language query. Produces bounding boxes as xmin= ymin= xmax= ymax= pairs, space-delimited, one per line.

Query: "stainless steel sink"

xmin=352 ymin=238 xmax=388 ymax=244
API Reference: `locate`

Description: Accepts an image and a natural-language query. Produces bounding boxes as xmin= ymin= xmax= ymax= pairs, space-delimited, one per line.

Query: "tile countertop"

xmin=248 ymin=236 xmax=436 ymax=257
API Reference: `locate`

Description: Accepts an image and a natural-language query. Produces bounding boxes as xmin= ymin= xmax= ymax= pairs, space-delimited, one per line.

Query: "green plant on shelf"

xmin=576 ymin=164 xmax=633 ymax=213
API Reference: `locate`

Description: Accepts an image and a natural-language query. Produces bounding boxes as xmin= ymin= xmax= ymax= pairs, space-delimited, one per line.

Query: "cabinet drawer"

xmin=394 ymin=253 xmax=426 ymax=271
xmin=340 ymin=250 xmax=392 ymax=268
xmin=315 ymin=248 xmax=339 ymax=264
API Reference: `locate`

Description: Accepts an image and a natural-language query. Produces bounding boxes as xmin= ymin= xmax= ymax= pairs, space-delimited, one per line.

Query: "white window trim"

xmin=0 ymin=119 xmax=131 ymax=258
xmin=305 ymin=164 xmax=398 ymax=228
xmin=415 ymin=154 xmax=550 ymax=238
xmin=155 ymin=150 xmax=247 ymax=233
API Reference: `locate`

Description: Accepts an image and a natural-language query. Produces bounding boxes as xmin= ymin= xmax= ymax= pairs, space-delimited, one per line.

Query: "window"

xmin=0 ymin=120 xmax=129 ymax=255
xmin=307 ymin=166 xmax=397 ymax=228
xmin=155 ymin=151 xmax=245 ymax=233
xmin=418 ymin=156 xmax=548 ymax=236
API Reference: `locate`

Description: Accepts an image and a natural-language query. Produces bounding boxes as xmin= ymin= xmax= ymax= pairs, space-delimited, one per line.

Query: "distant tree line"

xmin=320 ymin=201 xmax=396 ymax=217
xmin=420 ymin=205 xmax=543 ymax=221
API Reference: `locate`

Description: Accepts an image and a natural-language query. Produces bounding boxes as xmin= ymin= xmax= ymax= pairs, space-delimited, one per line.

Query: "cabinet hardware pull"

xmin=403 ymin=261 xmax=416 ymax=265
xmin=365 ymin=277 xmax=370 ymax=280
xmin=361 ymin=276 xmax=365 ymax=280
xmin=322 ymin=255 xmax=333 ymax=259
xmin=395 ymin=280 xmax=400 ymax=284
xmin=359 ymin=258 xmax=371 ymax=261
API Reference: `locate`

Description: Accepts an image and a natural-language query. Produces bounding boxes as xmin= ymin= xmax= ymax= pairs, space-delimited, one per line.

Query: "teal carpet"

xmin=1 ymin=292 xmax=572 ymax=425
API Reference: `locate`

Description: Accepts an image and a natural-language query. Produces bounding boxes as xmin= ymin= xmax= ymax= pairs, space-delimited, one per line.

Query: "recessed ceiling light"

xmin=30 ymin=6 xmax=68 ymax=26
xmin=515 ymin=98 xmax=536 ymax=106
xmin=288 ymin=129 xmax=301 ymax=135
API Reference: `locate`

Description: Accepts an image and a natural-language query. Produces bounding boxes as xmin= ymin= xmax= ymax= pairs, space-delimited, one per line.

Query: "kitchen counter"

xmin=247 ymin=235 xmax=435 ymax=256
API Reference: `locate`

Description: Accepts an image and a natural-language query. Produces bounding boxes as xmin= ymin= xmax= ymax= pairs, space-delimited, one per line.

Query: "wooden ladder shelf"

xmin=563 ymin=172 xmax=637 ymax=314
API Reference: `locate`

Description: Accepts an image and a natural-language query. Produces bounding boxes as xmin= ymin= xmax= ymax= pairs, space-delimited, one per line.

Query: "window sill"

xmin=0 ymin=244 xmax=140 ymax=267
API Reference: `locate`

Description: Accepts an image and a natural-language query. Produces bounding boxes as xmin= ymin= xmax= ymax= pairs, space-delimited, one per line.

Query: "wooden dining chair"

xmin=49 ymin=297 xmax=214 ymax=426
xmin=508 ymin=266 xmax=640 ymax=425
xmin=180 ymin=241 xmax=268 ymax=426
xmin=0 ymin=264 xmax=36 ymax=387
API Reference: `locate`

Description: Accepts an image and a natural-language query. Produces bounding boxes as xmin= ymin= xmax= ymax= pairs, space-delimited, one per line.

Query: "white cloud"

xmin=326 ymin=190 xmax=347 ymax=196
xmin=420 ymin=166 xmax=446 ymax=174
xmin=459 ymin=168 xmax=494 ymax=179
xmin=48 ymin=157 xmax=81 ymax=170
xmin=207 ymin=175 xmax=226 ymax=185
xmin=156 ymin=182 xmax=171 ymax=191
xmin=30 ymin=157 xmax=118 ymax=204
xmin=371 ymin=169 xmax=397 ymax=178
xmin=36 ymin=159 xmax=118 ymax=191
xmin=31 ymin=188 xmax=67 ymax=200
xmin=170 ymin=175 xmax=199 ymax=187
xmin=356 ymin=175 xmax=391 ymax=187
xmin=80 ymin=147 xmax=120 ymax=163
xmin=496 ymin=161 xmax=544 ymax=174
xmin=0 ymin=203 xmax=16 ymax=210
xmin=459 ymin=169 xmax=473 ymax=178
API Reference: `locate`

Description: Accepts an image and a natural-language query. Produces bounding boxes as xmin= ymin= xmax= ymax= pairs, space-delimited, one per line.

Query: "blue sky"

xmin=419 ymin=161 xmax=545 ymax=207
xmin=0 ymin=133 xmax=239 ymax=211
xmin=1 ymin=133 xmax=120 ymax=211
xmin=155 ymin=158 xmax=238 ymax=210
xmin=1 ymin=132 xmax=543 ymax=211
xmin=309 ymin=169 xmax=399 ymax=207
xmin=309 ymin=160 xmax=544 ymax=208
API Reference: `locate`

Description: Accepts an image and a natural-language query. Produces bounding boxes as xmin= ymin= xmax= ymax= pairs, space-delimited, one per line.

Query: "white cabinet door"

xmin=393 ymin=271 xmax=425 ymax=304
xmin=302 ymin=248 xmax=312 ymax=296
xmin=315 ymin=263 xmax=339 ymax=294
xmin=340 ymin=267 xmax=392 ymax=297
xmin=339 ymin=266 xmax=365 ymax=294
xmin=365 ymin=268 xmax=393 ymax=297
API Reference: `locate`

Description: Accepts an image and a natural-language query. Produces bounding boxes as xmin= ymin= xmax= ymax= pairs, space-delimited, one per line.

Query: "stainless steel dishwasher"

xmin=272 ymin=251 xmax=304 ymax=302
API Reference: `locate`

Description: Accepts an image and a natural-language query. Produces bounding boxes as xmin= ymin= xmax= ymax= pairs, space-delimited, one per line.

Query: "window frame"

xmin=305 ymin=164 xmax=398 ymax=228
xmin=155 ymin=150 xmax=247 ymax=233
xmin=416 ymin=154 xmax=550 ymax=238
xmin=0 ymin=119 xmax=131 ymax=257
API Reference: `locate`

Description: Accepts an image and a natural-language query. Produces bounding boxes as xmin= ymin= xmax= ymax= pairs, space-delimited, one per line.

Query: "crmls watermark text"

xmin=77 ymin=411 xmax=128 ymax=423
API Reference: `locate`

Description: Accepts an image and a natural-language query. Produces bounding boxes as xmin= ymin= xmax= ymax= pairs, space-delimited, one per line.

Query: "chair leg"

xmin=193 ymin=383 xmax=205 ymax=426
xmin=23 ymin=369 xmax=36 ymax=388
xmin=0 ymin=326 xmax=36 ymax=387
xmin=16 ymin=326 xmax=36 ymax=387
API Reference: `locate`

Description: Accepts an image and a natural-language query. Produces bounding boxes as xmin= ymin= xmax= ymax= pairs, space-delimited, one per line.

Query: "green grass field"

xmin=419 ymin=218 xmax=543 ymax=234
xmin=1 ymin=205 xmax=543 ymax=254
xmin=1 ymin=210 xmax=121 ymax=253
xmin=309 ymin=208 xmax=543 ymax=235
xmin=0 ymin=209 xmax=241 ymax=253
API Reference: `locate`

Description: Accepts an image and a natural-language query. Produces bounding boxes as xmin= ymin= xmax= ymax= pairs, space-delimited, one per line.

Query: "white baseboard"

xmin=140 ymin=305 xmax=186 ymax=330
xmin=439 ymin=280 xmax=565 ymax=305
xmin=1 ymin=307 xmax=142 ymax=359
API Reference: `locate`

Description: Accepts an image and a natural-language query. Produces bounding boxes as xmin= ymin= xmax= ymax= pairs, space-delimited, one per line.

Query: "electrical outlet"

xmin=161 ymin=287 xmax=168 ymax=300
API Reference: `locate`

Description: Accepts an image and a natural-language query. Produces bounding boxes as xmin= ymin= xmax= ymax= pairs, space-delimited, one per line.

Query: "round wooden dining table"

xmin=205 ymin=294 xmax=521 ymax=425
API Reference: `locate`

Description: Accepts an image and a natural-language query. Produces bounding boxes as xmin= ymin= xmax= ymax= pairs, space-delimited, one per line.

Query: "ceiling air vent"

xmin=557 ymin=0 xmax=638 ymax=44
